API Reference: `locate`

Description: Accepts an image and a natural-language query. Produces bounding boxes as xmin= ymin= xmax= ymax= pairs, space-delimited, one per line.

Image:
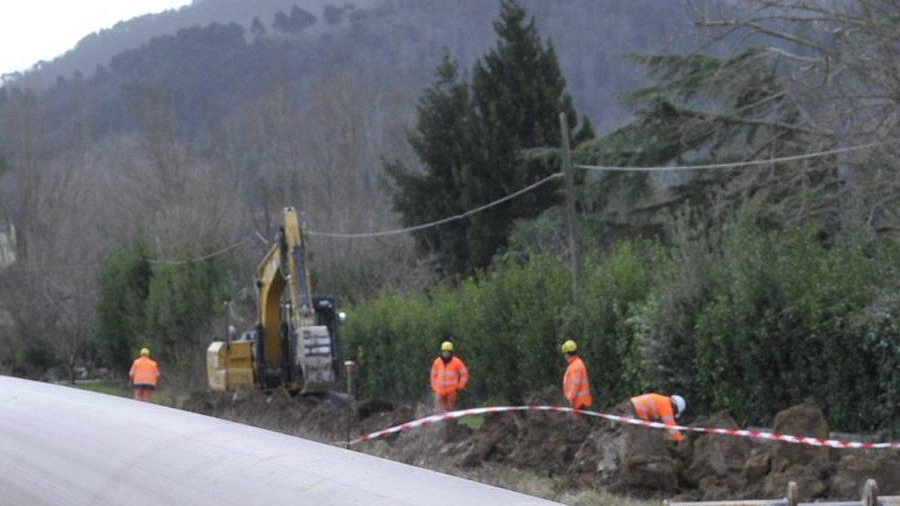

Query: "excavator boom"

xmin=207 ymin=207 xmax=341 ymax=393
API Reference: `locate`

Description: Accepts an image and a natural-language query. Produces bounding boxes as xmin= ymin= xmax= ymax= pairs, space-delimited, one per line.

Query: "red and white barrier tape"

xmin=347 ymin=405 xmax=899 ymax=449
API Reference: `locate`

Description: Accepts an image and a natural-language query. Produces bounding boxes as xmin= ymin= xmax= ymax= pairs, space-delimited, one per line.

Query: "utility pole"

xmin=559 ymin=113 xmax=579 ymax=297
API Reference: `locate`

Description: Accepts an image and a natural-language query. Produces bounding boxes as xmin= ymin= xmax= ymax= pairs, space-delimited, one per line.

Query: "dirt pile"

xmin=184 ymin=390 xmax=899 ymax=502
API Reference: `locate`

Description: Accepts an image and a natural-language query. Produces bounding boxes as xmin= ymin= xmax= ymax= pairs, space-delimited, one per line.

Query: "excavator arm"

xmin=207 ymin=207 xmax=341 ymax=393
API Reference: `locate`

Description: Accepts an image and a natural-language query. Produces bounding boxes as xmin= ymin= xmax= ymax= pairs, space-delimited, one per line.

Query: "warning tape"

xmin=347 ymin=405 xmax=900 ymax=449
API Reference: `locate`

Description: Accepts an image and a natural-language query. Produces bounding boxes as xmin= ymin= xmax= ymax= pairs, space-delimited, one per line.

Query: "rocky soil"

xmin=184 ymin=388 xmax=899 ymax=503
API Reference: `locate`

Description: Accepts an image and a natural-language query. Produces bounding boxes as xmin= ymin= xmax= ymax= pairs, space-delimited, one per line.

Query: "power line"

xmin=306 ymin=141 xmax=890 ymax=239
xmin=2 ymin=235 xmax=257 ymax=273
xmin=5 ymin=142 xmax=890 ymax=267
xmin=575 ymin=142 xmax=886 ymax=172
xmin=147 ymin=235 xmax=257 ymax=265
xmin=2 ymin=263 xmax=100 ymax=273
xmin=307 ymin=172 xmax=564 ymax=239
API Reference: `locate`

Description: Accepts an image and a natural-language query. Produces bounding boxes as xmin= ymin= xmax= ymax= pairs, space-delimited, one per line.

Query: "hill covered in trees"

xmin=3 ymin=0 xmax=379 ymax=89
xmin=0 ymin=0 xmax=693 ymax=382
xmin=0 ymin=0 xmax=896 ymax=440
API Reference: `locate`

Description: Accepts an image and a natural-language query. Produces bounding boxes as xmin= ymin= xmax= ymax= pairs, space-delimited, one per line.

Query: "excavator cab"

xmin=206 ymin=207 xmax=343 ymax=394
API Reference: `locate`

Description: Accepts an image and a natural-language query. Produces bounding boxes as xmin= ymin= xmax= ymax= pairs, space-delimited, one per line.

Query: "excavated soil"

xmin=184 ymin=388 xmax=899 ymax=503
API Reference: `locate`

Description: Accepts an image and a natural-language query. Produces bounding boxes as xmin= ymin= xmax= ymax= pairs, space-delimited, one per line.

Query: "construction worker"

xmin=561 ymin=339 xmax=592 ymax=410
xmin=129 ymin=347 xmax=161 ymax=402
xmin=430 ymin=341 xmax=468 ymax=412
xmin=630 ymin=393 xmax=686 ymax=442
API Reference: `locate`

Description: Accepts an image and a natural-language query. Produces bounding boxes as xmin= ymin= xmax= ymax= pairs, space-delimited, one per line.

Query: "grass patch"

xmin=75 ymin=380 xmax=129 ymax=397
xmin=458 ymin=413 xmax=485 ymax=430
xmin=73 ymin=380 xmax=188 ymax=409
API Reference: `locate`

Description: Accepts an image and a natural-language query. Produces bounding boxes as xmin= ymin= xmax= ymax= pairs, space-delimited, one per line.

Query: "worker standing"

xmin=129 ymin=347 xmax=161 ymax=402
xmin=629 ymin=393 xmax=686 ymax=442
xmin=430 ymin=341 xmax=468 ymax=412
xmin=561 ymin=340 xmax=592 ymax=410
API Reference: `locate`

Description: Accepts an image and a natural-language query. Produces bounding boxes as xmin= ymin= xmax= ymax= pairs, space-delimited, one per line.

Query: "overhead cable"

xmin=3 ymin=235 xmax=256 ymax=272
xmin=147 ymin=235 xmax=256 ymax=265
xmin=307 ymin=172 xmax=564 ymax=239
xmin=575 ymin=142 xmax=886 ymax=172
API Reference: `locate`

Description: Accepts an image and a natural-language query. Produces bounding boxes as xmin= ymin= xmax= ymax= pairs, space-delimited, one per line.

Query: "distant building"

xmin=0 ymin=222 xmax=16 ymax=268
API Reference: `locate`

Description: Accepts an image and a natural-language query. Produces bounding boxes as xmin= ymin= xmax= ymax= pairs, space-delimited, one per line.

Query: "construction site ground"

xmin=183 ymin=388 xmax=899 ymax=505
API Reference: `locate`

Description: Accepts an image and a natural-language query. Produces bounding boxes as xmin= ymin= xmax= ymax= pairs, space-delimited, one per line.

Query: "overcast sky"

xmin=0 ymin=0 xmax=194 ymax=76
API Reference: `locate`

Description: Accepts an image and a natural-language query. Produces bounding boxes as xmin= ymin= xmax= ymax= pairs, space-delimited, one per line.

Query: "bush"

xmin=343 ymin=254 xmax=572 ymax=404
xmin=341 ymin=217 xmax=899 ymax=435
xmin=560 ymin=241 xmax=657 ymax=406
xmin=684 ymin=221 xmax=899 ymax=432
xmin=96 ymin=240 xmax=152 ymax=377
xmin=97 ymin=239 xmax=235 ymax=384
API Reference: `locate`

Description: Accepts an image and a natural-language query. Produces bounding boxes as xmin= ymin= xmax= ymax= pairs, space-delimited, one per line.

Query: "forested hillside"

xmin=4 ymin=0 xmax=379 ymax=89
xmin=0 ymin=0 xmax=691 ymax=380
xmin=0 ymin=0 xmax=896 ymax=437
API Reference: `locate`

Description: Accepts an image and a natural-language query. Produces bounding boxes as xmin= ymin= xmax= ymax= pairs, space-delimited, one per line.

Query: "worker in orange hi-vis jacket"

xmin=560 ymin=340 xmax=592 ymax=412
xmin=629 ymin=393 xmax=686 ymax=443
xmin=129 ymin=347 xmax=161 ymax=402
xmin=430 ymin=341 xmax=469 ymax=413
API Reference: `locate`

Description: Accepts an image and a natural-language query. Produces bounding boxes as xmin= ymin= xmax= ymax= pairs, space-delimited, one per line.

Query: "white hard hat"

xmin=671 ymin=395 xmax=686 ymax=418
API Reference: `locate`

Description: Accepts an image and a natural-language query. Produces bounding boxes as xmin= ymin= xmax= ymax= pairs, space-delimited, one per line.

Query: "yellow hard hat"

xmin=441 ymin=341 xmax=454 ymax=352
xmin=560 ymin=340 xmax=577 ymax=354
xmin=140 ymin=348 xmax=150 ymax=356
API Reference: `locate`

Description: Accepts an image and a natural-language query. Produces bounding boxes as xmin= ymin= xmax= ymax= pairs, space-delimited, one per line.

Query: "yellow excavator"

xmin=206 ymin=206 xmax=344 ymax=394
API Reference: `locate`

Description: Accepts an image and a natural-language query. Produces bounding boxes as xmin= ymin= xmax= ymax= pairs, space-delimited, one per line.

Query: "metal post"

xmin=559 ymin=113 xmax=579 ymax=297
xmin=224 ymin=301 xmax=231 ymax=346
xmin=862 ymin=479 xmax=877 ymax=506
xmin=665 ymin=479 xmax=900 ymax=506
xmin=787 ymin=481 xmax=798 ymax=506
xmin=344 ymin=360 xmax=356 ymax=449
xmin=224 ymin=301 xmax=231 ymax=383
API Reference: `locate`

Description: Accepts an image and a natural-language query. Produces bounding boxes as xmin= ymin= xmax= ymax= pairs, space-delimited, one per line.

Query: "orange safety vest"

xmin=430 ymin=356 xmax=469 ymax=395
xmin=563 ymin=356 xmax=592 ymax=409
xmin=630 ymin=393 xmax=683 ymax=442
xmin=129 ymin=356 xmax=160 ymax=387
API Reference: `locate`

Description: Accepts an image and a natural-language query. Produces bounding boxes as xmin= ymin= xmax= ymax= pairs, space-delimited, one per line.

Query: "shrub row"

xmin=341 ymin=221 xmax=899 ymax=435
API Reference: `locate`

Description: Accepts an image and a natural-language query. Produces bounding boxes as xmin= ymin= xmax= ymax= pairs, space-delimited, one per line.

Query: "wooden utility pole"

xmin=559 ymin=113 xmax=579 ymax=297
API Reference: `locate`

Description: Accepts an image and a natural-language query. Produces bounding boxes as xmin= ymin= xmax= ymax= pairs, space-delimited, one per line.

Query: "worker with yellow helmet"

xmin=430 ymin=341 xmax=469 ymax=412
xmin=129 ymin=347 xmax=161 ymax=402
xmin=560 ymin=339 xmax=592 ymax=411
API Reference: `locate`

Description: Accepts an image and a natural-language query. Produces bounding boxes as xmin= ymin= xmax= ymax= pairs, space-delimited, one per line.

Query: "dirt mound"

xmin=185 ymin=390 xmax=899 ymax=502
xmin=761 ymin=403 xmax=832 ymax=500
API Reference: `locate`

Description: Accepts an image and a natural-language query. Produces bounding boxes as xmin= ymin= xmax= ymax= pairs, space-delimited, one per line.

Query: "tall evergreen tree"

xmin=96 ymin=239 xmax=152 ymax=375
xmin=464 ymin=0 xmax=592 ymax=269
xmin=250 ymin=17 xmax=266 ymax=38
xmin=388 ymin=0 xmax=593 ymax=275
xmin=385 ymin=53 xmax=473 ymax=275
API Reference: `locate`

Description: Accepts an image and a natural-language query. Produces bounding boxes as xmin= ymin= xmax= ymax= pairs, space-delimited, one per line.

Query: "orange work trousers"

xmin=134 ymin=386 xmax=155 ymax=402
xmin=434 ymin=391 xmax=458 ymax=413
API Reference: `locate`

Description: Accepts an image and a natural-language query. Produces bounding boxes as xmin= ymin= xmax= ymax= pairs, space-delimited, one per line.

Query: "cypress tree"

xmin=96 ymin=239 xmax=152 ymax=375
xmin=385 ymin=53 xmax=473 ymax=275
xmin=465 ymin=0 xmax=593 ymax=269
xmin=388 ymin=1 xmax=592 ymax=275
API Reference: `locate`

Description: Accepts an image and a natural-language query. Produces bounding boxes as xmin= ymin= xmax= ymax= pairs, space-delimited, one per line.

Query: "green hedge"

xmin=688 ymin=225 xmax=899 ymax=430
xmin=345 ymin=255 xmax=573 ymax=404
xmin=341 ymin=222 xmax=899 ymax=435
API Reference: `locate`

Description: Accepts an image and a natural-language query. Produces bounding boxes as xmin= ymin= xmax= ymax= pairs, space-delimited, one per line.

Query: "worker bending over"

xmin=560 ymin=340 xmax=592 ymax=411
xmin=430 ymin=341 xmax=469 ymax=412
xmin=129 ymin=347 xmax=161 ymax=402
xmin=630 ymin=393 xmax=686 ymax=442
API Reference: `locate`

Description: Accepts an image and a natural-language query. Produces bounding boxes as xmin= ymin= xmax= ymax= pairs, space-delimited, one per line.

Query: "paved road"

xmin=0 ymin=376 xmax=561 ymax=506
